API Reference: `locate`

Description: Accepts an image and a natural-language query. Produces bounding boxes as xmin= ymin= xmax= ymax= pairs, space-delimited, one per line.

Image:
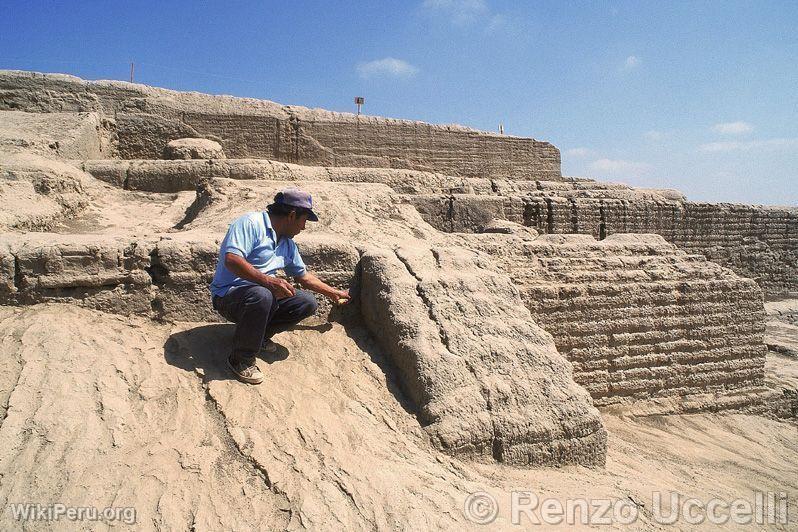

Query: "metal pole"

xmin=130 ymin=61 xmax=134 ymax=83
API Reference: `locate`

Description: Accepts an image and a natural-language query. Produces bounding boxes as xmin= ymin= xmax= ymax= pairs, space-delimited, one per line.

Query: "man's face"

xmin=286 ymin=211 xmax=308 ymax=237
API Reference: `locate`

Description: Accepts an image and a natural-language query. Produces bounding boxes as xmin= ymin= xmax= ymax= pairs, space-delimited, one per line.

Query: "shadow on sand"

xmin=163 ymin=317 xmax=418 ymax=417
xmin=163 ymin=321 xmax=337 ymax=383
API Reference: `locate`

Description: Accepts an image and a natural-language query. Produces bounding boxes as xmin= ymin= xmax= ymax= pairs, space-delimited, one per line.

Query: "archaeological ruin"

xmin=0 ymin=70 xmax=795 ymax=529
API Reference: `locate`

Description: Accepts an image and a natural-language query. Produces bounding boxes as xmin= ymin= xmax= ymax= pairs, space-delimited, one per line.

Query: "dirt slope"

xmin=1 ymin=304 xmax=796 ymax=530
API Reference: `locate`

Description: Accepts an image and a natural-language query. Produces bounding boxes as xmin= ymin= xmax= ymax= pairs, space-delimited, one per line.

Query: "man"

xmin=209 ymin=188 xmax=349 ymax=384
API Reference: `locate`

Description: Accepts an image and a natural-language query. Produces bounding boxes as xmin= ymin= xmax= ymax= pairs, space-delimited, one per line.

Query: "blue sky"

xmin=2 ymin=1 xmax=796 ymax=205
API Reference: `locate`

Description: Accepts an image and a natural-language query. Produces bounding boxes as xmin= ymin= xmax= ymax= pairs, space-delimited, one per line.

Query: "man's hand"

xmin=224 ymin=252 xmax=296 ymax=298
xmin=332 ymin=288 xmax=350 ymax=305
xmin=297 ymin=272 xmax=351 ymax=305
xmin=263 ymin=276 xmax=296 ymax=299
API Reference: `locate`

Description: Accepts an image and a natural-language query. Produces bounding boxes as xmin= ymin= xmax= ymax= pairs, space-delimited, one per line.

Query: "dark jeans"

xmin=212 ymin=285 xmax=318 ymax=364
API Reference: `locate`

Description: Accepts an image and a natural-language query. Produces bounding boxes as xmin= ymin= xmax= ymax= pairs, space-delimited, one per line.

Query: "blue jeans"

xmin=212 ymin=285 xmax=318 ymax=364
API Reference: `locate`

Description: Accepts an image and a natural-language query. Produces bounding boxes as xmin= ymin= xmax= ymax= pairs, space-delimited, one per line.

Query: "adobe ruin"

xmin=0 ymin=70 xmax=795 ymax=528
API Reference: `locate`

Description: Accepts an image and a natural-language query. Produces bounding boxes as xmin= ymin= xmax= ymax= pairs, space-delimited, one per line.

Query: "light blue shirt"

xmin=209 ymin=211 xmax=307 ymax=298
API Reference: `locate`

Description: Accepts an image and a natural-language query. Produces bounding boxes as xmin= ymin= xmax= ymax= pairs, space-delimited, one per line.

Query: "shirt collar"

xmin=263 ymin=212 xmax=280 ymax=244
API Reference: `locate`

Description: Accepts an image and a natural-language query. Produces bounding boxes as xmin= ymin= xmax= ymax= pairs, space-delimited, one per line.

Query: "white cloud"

xmin=589 ymin=158 xmax=652 ymax=175
xmin=422 ymin=0 xmax=489 ymax=26
xmin=565 ymin=147 xmax=595 ymax=158
xmin=622 ymin=55 xmax=640 ymax=70
xmin=356 ymin=58 xmax=419 ymax=79
xmin=711 ymin=121 xmax=754 ymax=135
xmin=698 ymin=137 xmax=798 ymax=153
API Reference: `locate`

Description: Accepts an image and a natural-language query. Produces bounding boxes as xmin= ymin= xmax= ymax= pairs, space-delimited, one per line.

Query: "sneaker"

xmin=227 ymin=355 xmax=264 ymax=385
xmin=261 ymin=339 xmax=278 ymax=354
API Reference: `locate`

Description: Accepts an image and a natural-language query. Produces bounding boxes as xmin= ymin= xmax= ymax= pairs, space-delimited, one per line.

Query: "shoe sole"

xmin=227 ymin=358 xmax=264 ymax=385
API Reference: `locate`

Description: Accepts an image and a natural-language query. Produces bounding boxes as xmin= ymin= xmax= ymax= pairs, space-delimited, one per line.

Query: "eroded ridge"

xmin=360 ymin=246 xmax=607 ymax=466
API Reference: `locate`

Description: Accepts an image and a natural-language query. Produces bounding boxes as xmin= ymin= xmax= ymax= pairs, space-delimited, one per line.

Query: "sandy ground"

xmin=1 ymin=303 xmax=795 ymax=530
xmin=50 ymin=180 xmax=196 ymax=236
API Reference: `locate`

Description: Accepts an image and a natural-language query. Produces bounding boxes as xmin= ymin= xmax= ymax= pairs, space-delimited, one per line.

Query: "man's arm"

xmin=224 ymin=252 xmax=295 ymax=299
xmin=296 ymin=272 xmax=350 ymax=304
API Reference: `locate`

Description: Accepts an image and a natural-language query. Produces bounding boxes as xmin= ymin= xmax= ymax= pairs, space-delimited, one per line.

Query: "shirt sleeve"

xmin=222 ymin=216 xmax=258 ymax=258
xmin=283 ymin=240 xmax=307 ymax=277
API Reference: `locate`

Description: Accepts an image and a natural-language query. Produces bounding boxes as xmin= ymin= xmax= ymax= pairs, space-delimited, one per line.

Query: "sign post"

xmin=354 ymin=96 xmax=364 ymax=116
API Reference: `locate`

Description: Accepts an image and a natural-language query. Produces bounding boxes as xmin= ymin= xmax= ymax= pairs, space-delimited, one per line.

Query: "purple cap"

xmin=272 ymin=188 xmax=319 ymax=221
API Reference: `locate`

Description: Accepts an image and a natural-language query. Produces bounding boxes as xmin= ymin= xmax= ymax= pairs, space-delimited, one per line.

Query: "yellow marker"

xmin=337 ymin=298 xmax=349 ymax=305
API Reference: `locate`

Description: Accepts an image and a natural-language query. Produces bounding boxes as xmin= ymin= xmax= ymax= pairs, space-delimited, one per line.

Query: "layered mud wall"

xmin=412 ymin=189 xmax=798 ymax=296
xmin=76 ymin=158 xmax=797 ymax=295
xmin=0 ymin=70 xmax=561 ymax=180
xmin=0 ymin=227 xmax=774 ymax=414
xmin=464 ymin=233 xmax=769 ymax=409
xmin=522 ymin=196 xmax=798 ymax=296
xmin=71 ymin=157 xmax=798 ymax=295
xmin=0 ymin=234 xmax=358 ymax=322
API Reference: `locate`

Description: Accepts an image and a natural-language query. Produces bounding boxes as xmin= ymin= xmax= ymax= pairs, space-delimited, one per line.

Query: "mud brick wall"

xmin=409 ymin=195 xmax=509 ymax=233
xmin=303 ymin=119 xmax=561 ymax=179
xmin=671 ymin=203 xmax=797 ymax=295
xmin=520 ymin=196 xmax=797 ymax=295
xmin=0 ymin=236 xmax=156 ymax=316
xmin=0 ymin=70 xmax=561 ymax=180
xmin=413 ymin=185 xmax=796 ymax=296
xmin=467 ymin=234 xmax=768 ymax=405
xmin=0 ymin=234 xmax=358 ymax=322
xmin=177 ymin=112 xmax=300 ymax=162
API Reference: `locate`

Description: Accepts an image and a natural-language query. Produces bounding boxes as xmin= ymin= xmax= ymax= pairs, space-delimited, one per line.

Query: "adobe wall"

xmin=0 ymin=233 xmax=358 ymax=323
xmin=74 ymin=158 xmax=797 ymax=295
xmin=0 ymin=70 xmax=561 ymax=180
xmin=73 ymin=158 xmax=797 ymax=295
xmin=0 ymin=225 xmax=777 ymax=416
xmin=410 ymin=183 xmax=798 ymax=296
xmin=462 ymin=232 xmax=771 ymax=410
xmin=523 ymin=197 xmax=797 ymax=296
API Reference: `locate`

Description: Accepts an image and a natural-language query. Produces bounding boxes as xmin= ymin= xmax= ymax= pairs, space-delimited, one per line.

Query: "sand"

xmin=0 ymin=303 xmax=795 ymax=529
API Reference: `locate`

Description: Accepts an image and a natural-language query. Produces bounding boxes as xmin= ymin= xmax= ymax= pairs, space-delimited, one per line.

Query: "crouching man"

xmin=209 ymin=188 xmax=350 ymax=384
